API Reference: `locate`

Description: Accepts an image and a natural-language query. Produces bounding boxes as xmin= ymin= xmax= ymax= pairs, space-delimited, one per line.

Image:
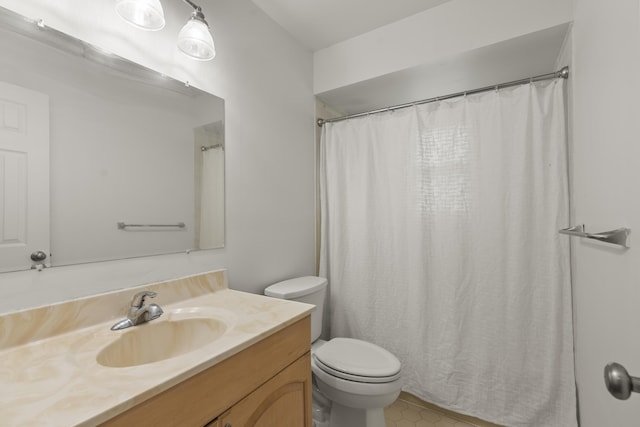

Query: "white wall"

xmin=313 ymin=0 xmax=573 ymax=94
xmin=0 ymin=0 xmax=316 ymax=312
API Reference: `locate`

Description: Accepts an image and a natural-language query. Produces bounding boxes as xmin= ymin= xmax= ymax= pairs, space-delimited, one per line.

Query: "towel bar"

xmin=117 ymin=222 xmax=186 ymax=230
xmin=559 ymin=224 xmax=630 ymax=248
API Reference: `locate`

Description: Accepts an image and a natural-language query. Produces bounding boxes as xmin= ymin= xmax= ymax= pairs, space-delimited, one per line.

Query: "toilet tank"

xmin=264 ymin=276 xmax=327 ymax=343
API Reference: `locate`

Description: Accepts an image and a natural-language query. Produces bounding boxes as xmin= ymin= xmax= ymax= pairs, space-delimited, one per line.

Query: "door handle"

xmin=30 ymin=250 xmax=48 ymax=271
xmin=604 ymin=362 xmax=640 ymax=400
xmin=30 ymin=251 xmax=47 ymax=262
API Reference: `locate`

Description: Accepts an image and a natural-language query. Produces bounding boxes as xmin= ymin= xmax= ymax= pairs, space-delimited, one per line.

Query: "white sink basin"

xmin=97 ymin=308 xmax=229 ymax=368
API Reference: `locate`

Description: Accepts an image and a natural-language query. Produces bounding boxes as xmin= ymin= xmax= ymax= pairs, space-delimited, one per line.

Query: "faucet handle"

xmin=130 ymin=290 xmax=157 ymax=308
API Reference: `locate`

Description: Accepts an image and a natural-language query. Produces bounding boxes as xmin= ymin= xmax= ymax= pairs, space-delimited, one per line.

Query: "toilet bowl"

xmin=264 ymin=277 xmax=402 ymax=427
xmin=312 ymin=338 xmax=401 ymax=427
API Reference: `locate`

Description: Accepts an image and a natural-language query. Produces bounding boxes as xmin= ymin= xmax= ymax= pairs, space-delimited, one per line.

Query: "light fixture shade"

xmin=115 ymin=0 xmax=165 ymax=31
xmin=177 ymin=18 xmax=216 ymax=61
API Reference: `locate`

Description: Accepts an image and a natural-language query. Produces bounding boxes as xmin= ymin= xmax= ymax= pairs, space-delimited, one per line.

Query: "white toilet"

xmin=264 ymin=276 xmax=402 ymax=427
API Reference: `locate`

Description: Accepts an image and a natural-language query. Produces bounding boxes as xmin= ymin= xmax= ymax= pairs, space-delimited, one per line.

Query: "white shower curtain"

xmin=319 ymin=80 xmax=576 ymax=427
xmin=199 ymin=146 xmax=224 ymax=248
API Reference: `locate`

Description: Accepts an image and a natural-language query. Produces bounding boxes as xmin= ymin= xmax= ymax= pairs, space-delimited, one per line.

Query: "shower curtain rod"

xmin=201 ymin=143 xmax=223 ymax=151
xmin=317 ymin=66 xmax=569 ymax=127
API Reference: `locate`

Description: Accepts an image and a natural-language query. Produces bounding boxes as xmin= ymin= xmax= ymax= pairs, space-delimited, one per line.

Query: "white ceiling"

xmin=251 ymin=0 xmax=453 ymax=51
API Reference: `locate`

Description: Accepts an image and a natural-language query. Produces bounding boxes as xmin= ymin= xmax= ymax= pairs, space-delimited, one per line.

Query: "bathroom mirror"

xmin=0 ymin=7 xmax=225 ymax=273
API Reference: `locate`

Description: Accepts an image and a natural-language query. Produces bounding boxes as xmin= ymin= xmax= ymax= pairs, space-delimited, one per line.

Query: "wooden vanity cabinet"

xmin=217 ymin=353 xmax=309 ymax=426
xmin=100 ymin=316 xmax=311 ymax=427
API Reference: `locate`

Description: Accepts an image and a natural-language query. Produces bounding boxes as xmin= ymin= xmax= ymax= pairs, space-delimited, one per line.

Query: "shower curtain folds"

xmin=199 ymin=146 xmax=224 ymax=248
xmin=319 ymin=79 xmax=576 ymax=427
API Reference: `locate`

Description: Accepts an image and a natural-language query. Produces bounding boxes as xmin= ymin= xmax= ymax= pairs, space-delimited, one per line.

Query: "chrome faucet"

xmin=110 ymin=290 xmax=164 ymax=331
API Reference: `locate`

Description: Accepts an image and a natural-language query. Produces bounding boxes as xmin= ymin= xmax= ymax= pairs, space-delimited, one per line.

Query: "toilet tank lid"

xmin=264 ymin=276 xmax=327 ymax=299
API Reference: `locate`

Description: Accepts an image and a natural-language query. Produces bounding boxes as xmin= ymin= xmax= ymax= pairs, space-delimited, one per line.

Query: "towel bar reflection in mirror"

xmin=117 ymin=222 xmax=186 ymax=230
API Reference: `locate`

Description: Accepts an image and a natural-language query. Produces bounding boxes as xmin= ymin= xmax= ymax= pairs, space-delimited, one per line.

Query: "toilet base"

xmin=312 ymin=381 xmax=331 ymax=427
xmin=329 ymin=402 xmax=386 ymax=427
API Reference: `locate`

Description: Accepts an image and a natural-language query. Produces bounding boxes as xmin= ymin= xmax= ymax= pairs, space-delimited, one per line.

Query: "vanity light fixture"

xmin=115 ymin=0 xmax=166 ymax=31
xmin=115 ymin=0 xmax=215 ymax=61
xmin=177 ymin=0 xmax=216 ymax=60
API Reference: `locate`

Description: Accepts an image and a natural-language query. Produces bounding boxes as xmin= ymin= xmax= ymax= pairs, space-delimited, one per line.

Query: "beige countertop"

xmin=0 ymin=269 xmax=312 ymax=427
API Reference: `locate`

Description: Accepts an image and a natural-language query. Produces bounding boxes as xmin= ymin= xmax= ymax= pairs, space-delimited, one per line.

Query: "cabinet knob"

xmin=224 ymin=424 xmax=232 ymax=427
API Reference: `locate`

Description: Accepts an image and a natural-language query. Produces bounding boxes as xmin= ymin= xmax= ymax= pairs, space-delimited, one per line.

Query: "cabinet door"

xmin=220 ymin=353 xmax=311 ymax=427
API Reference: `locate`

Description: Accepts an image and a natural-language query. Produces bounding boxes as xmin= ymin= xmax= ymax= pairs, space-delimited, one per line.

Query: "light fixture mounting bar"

xmin=182 ymin=0 xmax=208 ymax=26
xmin=183 ymin=0 xmax=200 ymax=11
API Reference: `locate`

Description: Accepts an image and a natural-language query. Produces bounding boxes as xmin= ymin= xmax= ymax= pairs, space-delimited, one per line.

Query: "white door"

xmin=572 ymin=0 xmax=640 ymax=425
xmin=0 ymin=80 xmax=49 ymax=272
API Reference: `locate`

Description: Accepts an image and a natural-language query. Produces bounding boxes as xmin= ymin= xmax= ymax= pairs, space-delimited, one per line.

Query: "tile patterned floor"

xmin=385 ymin=398 xmax=480 ymax=427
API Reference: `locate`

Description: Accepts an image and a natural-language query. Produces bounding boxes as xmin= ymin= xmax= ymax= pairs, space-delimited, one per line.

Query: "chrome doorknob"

xmin=30 ymin=251 xmax=47 ymax=262
xmin=604 ymin=362 xmax=640 ymax=400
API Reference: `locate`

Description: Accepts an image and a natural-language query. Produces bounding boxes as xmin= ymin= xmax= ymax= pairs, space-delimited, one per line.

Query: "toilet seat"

xmin=313 ymin=338 xmax=401 ymax=384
